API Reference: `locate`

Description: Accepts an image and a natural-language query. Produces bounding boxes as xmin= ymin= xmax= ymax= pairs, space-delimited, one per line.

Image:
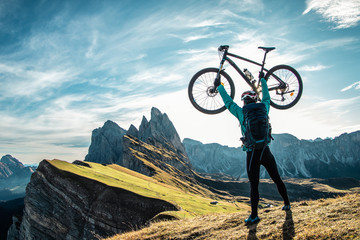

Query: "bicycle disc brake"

xmin=207 ymin=86 xmax=218 ymax=96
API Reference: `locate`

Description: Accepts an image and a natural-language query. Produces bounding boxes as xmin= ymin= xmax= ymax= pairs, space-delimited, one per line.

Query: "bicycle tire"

xmin=188 ymin=68 xmax=235 ymax=114
xmin=265 ymin=65 xmax=303 ymax=110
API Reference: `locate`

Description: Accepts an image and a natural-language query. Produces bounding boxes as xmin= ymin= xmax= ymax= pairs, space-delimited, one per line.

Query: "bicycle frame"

xmin=216 ymin=48 xmax=282 ymax=94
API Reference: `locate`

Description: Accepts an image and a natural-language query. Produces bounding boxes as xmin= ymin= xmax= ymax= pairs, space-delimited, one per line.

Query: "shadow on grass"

xmin=283 ymin=210 xmax=295 ymax=240
xmin=246 ymin=222 xmax=259 ymax=240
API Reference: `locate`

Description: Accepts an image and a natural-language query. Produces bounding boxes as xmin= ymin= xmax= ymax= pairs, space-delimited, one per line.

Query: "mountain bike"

xmin=188 ymin=45 xmax=303 ymax=114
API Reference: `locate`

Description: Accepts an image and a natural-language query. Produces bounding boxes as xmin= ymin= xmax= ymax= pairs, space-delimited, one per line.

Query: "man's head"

xmin=241 ymin=90 xmax=258 ymax=105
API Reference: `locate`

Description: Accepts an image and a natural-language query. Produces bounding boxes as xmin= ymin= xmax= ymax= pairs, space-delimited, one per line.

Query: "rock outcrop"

xmin=7 ymin=160 xmax=178 ymax=240
xmin=85 ymin=107 xmax=189 ymax=172
xmin=84 ymin=120 xmax=127 ymax=164
xmin=137 ymin=107 xmax=187 ymax=156
xmin=184 ymin=131 xmax=360 ymax=179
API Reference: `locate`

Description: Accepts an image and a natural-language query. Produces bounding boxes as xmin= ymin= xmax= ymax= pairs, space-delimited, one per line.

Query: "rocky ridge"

xmin=183 ymin=131 xmax=360 ymax=179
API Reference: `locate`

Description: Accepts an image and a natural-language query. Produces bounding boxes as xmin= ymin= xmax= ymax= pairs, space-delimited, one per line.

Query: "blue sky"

xmin=0 ymin=0 xmax=359 ymax=163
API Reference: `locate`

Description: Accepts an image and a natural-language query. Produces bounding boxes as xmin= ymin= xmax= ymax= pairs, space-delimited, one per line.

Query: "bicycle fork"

xmin=211 ymin=51 xmax=228 ymax=94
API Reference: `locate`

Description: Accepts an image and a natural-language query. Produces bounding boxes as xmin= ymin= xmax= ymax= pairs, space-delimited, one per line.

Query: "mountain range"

xmin=184 ymin=131 xmax=360 ymax=179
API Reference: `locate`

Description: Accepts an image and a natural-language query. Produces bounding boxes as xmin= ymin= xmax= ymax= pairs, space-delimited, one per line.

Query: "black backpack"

xmin=241 ymin=103 xmax=272 ymax=150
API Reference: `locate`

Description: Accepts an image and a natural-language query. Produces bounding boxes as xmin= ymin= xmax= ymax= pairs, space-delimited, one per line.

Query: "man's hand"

xmin=259 ymin=72 xmax=265 ymax=79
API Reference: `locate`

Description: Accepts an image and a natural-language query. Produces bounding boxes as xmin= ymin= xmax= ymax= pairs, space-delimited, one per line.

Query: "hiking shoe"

xmin=282 ymin=205 xmax=291 ymax=211
xmin=244 ymin=215 xmax=260 ymax=224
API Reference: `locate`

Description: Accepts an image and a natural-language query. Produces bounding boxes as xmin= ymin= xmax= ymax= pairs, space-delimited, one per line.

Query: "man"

xmin=215 ymin=74 xmax=290 ymax=224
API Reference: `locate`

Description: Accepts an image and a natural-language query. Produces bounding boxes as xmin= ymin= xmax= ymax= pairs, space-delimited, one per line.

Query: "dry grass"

xmin=106 ymin=193 xmax=360 ymax=240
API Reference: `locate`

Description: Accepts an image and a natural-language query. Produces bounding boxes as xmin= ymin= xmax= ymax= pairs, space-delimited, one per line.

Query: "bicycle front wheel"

xmin=188 ymin=68 xmax=235 ymax=114
xmin=265 ymin=65 xmax=303 ymax=110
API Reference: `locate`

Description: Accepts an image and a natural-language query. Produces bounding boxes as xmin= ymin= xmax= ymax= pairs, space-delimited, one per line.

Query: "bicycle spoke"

xmin=267 ymin=66 xmax=302 ymax=107
xmin=189 ymin=67 xmax=235 ymax=114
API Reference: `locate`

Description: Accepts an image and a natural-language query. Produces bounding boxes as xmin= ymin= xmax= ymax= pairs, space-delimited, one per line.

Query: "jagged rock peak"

xmin=140 ymin=116 xmax=149 ymax=129
xmin=103 ymin=120 xmax=125 ymax=131
xmin=138 ymin=107 xmax=186 ymax=156
xmin=84 ymin=120 xmax=127 ymax=164
xmin=127 ymin=124 xmax=139 ymax=138
xmin=151 ymin=107 xmax=162 ymax=118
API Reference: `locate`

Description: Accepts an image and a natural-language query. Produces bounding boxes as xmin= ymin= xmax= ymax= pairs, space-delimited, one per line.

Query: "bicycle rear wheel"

xmin=188 ymin=68 xmax=235 ymax=114
xmin=265 ymin=65 xmax=303 ymax=109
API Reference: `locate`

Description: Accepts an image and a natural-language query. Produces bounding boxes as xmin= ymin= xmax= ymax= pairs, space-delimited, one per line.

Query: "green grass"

xmin=49 ymin=160 xmax=247 ymax=219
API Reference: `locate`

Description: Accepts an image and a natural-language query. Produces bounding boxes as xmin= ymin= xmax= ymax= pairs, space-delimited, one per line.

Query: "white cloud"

xmin=303 ymin=0 xmax=360 ymax=29
xmin=341 ymin=81 xmax=360 ymax=91
xmin=298 ymin=64 xmax=331 ymax=72
xmin=126 ymin=67 xmax=184 ymax=87
xmin=85 ymin=30 xmax=98 ymax=58
xmin=220 ymin=0 xmax=265 ymax=13
xmin=190 ymin=20 xmax=228 ymax=28
xmin=0 ymin=63 xmax=78 ymax=99
xmin=183 ymin=34 xmax=213 ymax=43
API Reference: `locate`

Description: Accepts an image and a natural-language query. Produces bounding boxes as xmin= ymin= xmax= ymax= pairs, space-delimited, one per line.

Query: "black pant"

xmin=246 ymin=146 xmax=290 ymax=218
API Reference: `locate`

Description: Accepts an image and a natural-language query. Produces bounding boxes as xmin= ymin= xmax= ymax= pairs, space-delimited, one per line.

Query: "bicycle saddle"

xmin=258 ymin=46 xmax=276 ymax=52
xmin=218 ymin=45 xmax=229 ymax=51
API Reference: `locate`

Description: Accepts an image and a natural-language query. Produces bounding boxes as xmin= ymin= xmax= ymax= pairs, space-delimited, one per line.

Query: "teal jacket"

xmin=217 ymin=78 xmax=271 ymax=151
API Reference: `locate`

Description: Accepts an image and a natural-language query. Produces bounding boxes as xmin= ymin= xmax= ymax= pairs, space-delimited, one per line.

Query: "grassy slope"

xmin=107 ymin=193 xmax=360 ymax=240
xmin=49 ymin=160 xmax=248 ymax=219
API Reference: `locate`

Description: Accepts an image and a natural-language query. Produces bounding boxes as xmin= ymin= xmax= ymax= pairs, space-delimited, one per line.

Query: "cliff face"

xmin=84 ymin=120 xmax=127 ymax=164
xmin=183 ymin=139 xmax=246 ymax=179
xmin=7 ymin=160 xmax=178 ymax=240
xmin=271 ymin=132 xmax=360 ymax=178
xmin=183 ymin=131 xmax=360 ymax=179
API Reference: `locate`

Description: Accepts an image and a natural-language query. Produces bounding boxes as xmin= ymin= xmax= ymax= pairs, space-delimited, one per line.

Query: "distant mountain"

xmin=0 ymin=155 xmax=35 ymax=201
xmin=0 ymin=155 xmax=34 ymax=239
xmin=183 ymin=139 xmax=245 ymax=178
xmin=183 ymin=131 xmax=360 ymax=179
